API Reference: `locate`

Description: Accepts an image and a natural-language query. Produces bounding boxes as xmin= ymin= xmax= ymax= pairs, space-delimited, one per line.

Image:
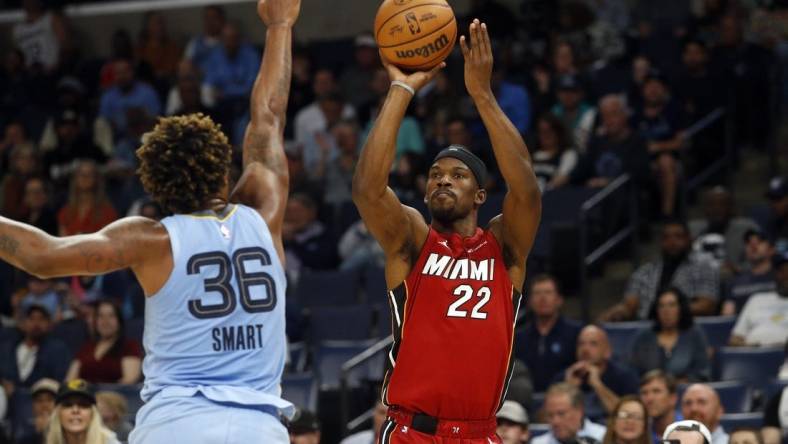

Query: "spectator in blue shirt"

xmin=203 ymin=23 xmax=260 ymax=101
xmin=98 ymin=59 xmax=161 ymax=140
xmin=517 ymin=274 xmax=581 ymax=392
xmin=183 ymin=5 xmax=227 ymax=74
xmin=493 ymin=66 xmax=531 ymax=135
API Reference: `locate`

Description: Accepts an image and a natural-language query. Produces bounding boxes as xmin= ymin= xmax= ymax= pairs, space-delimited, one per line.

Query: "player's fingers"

xmin=426 ymin=61 xmax=446 ymax=80
xmin=481 ymin=22 xmax=492 ymax=59
xmin=470 ymin=19 xmax=480 ymax=61
xmin=459 ymin=35 xmax=470 ymax=60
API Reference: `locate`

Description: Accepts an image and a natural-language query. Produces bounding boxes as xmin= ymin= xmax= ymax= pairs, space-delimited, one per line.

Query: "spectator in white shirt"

xmin=294 ymin=68 xmax=356 ymax=147
xmin=730 ymin=251 xmax=788 ymax=347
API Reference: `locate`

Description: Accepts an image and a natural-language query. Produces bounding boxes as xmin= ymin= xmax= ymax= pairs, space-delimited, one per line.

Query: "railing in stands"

xmin=578 ymin=173 xmax=638 ymax=322
xmin=680 ymin=107 xmax=731 ymax=202
xmin=339 ymin=336 xmax=393 ymax=437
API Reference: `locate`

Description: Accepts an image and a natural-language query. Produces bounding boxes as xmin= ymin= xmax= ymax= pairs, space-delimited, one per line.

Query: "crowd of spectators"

xmin=0 ymin=0 xmax=786 ymax=443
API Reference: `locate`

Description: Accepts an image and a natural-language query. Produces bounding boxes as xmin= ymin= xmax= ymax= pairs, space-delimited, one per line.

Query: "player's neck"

xmin=431 ymin=218 xmax=478 ymax=238
xmin=205 ymin=197 xmax=230 ymax=214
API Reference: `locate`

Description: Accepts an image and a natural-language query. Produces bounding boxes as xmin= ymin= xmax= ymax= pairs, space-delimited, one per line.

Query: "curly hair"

xmin=136 ymin=113 xmax=231 ymax=214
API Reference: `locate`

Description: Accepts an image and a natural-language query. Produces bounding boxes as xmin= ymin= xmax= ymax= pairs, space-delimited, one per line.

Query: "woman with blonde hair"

xmin=602 ymin=396 xmax=652 ymax=444
xmin=46 ymin=379 xmax=119 ymax=444
xmin=56 ymin=159 xmax=117 ymax=236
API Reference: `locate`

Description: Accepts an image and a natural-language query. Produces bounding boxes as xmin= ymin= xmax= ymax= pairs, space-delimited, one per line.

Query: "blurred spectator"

xmin=203 ymin=23 xmax=260 ymax=103
xmin=362 ymin=91 xmax=424 ymax=162
xmin=340 ymin=34 xmax=379 ymax=109
xmin=518 ymin=274 xmax=581 ymax=392
xmin=600 ymin=220 xmax=719 ymax=321
xmin=389 ymin=152 xmax=426 ymax=202
xmin=532 ymin=382 xmax=607 ymax=444
xmin=639 ymin=370 xmax=682 ymax=442
xmin=15 ymin=378 xmax=59 ymax=444
xmin=288 ymin=408 xmax=321 ymax=444
xmin=286 ymin=49 xmax=314 ymax=138
xmin=18 ymin=274 xmax=62 ymax=320
xmin=285 ymin=145 xmax=321 ymax=201
xmin=496 ymin=400 xmax=530 ymax=444
xmin=1 ymin=143 xmax=38 ymax=220
xmin=551 ymin=74 xmax=596 ymax=152
xmin=0 ymin=120 xmax=31 ymax=173
xmin=532 ymin=114 xmax=578 ymax=192
xmin=295 ymin=68 xmax=356 ymax=147
xmin=571 ymin=95 xmax=649 ymax=189
xmin=98 ymin=59 xmax=161 ymax=140
xmin=39 ymin=77 xmax=114 ymax=157
xmin=728 ymin=429 xmax=762 ymax=444
xmin=135 ymin=12 xmax=182 ymax=91
xmin=339 ymin=399 xmax=386 ymax=444
xmin=313 ymin=120 xmax=359 ymax=206
xmin=96 ymin=390 xmax=133 ymax=442
xmin=663 ymin=420 xmax=713 ymax=444
xmin=283 ymin=193 xmax=338 ymax=282
xmin=757 ymin=177 xmax=788 ymax=255
xmin=601 ymin=396 xmax=651 ymax=444
xmin=492 ymin=65 xmax=531 ymax=135
xmin=21 ymin=177 xmax=58 ymax=234
xmin=0 ymin=49 xmax=33 ymax=125
xmin=184 ymin=5 xmax=226 ymax=74
xmin=339 ymin=221 xmax=383 ymax=271
xmin=0 ymin=305 xmax=70 ymax=391
xmin=428 ymin=117 xmax=495 ymax=189
xmin=553 ymin=41 xmax=580 ymax=78
xmin=690 ymin=187 xmax=759 ymax=274
xmin=165 ymin=60 xmax=215 ymax=116
xmin=629 ymin=288 xmax=711 ymax=382
xmin=632 ymin=71 xmax=685 ymax=218
xmin=68 ymin=271 xmax=128 ymax=307
xmin=580 ymin=0 xmax=629 ymax=32
xmin=729 ymin=251 xmax=788 ymax=347
xmin=680 ymin=384 xmax=727 ymax=444
xmin=43 ymin=109 xmax=108 ymax=184
xmin=57 ymin=160 xmax=118 ymax=236
xmin=556 ymin=325 xmax=639 ymax=421
xmin=98 ymin=29 xmax=135 ymax=90
xmin=12 ymin=0 xmax=69 ymax=73
xmin=66 ymin=300 xmax=142 ymax=384
xmin=45 ymin=379 xmax=119 ymax=444
xmin=507 ymin=360 xmax=535 ymax=414
xmin=302 ymin=93 xmax=356 ymax=175
xmin=721 ymin=228 xmax=777 ymax=315
xmin=674 ymin=38 xmax=725 ymax=126
xmin=416 ymin=70 xmax=463 ymax=149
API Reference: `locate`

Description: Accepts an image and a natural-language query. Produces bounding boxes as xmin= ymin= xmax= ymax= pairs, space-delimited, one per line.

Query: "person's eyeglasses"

xmin=615 ymin=411 xmax=645 ymax=421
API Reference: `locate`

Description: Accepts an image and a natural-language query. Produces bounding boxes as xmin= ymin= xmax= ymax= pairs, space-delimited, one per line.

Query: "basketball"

xmin=375 ymin=0 xmax=457 ymax=71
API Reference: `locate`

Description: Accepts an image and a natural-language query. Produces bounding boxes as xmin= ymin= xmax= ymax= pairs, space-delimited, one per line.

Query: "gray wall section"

xmin=1 ymin=0 xmax=527 ymax=58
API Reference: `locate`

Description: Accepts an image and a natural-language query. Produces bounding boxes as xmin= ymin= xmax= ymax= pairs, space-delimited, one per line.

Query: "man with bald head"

xmin=554 ymin=325 xmax=639 ymax=421
xmin=681 ymin=384 xmax=728 ymax=444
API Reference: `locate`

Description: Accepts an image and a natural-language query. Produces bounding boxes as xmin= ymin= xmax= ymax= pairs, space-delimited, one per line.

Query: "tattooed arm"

xmin=229 ymin=0 xmax=300 ymax=265
xmin=0 ymin=216 xmax=170 ymax=294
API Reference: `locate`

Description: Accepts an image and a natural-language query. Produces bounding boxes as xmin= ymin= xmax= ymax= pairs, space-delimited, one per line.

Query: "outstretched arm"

xmin=352 ymin=60 xmax=443 ymax=286
xmin=230 ymin=0 xmax=300 ymax=264
xmin=461 ymin=20 xmax=541 ymax=289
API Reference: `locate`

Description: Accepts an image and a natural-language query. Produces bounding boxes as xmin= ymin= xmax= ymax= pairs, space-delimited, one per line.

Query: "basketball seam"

xmin=376 ymin=3 xmax=452 ymax=48
xmin=394 ymin=22 xmax=456 ymax=68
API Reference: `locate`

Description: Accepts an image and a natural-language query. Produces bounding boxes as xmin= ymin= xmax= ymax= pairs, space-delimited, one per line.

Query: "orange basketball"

xmin=375 ymin=0 xmax=457 ymax=71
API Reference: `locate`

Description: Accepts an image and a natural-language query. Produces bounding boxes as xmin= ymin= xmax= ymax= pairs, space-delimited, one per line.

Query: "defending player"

xmin=352 ymin=20 xmax=541 ymax=444
xmin=0 ymin=0 xmax=300 ymax=441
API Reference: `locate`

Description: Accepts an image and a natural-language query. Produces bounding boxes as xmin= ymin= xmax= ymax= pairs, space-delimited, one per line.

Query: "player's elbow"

xmin=249 ymin=104 xmax=284 ymax=134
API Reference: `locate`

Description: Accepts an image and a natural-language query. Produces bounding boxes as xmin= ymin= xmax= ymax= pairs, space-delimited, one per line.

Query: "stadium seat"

xmin=529 ymin=423 xmax=551 ymax=438
xmin=95 ymin=384 xmax=144 ymax=416
xmin=288 ymin=341 xmax=307 ymax=373
xmin=602 ymin=321 xmax=651 ymax=359
xmin=695 ymin=316 xmax=736 ymax=350
xmin=314 ymin=339 xmax=382 ymax=390
xmin=374 ymin=303 xmax=393 ymax=338
xmin=295 ymin=269 xmax=362 ymax=308
xmin=52 ymin=318 xmax=90 ymax=356
xmin=719 ymin=412 xmax=764 ymax=430
xmin=530 ymin=392 xmax=545 ymax=418
xmin=124 ymin=317 xmax=144 ymax=345
xmin=309 ymin=305 xmax=374 ymax=341
xmin=282 ymin=372 xmax=318 ymax=411
xmin=9 ymin=388 xmax=32 ymax=440
xmin=677 ymin=381 xmax=752 ymax=413
xmin=362 ymin=264 xmax=387 ymax=303
xmin=763 ymin=379 xmax=788 ymax=401
xmin=716 ymin=347 xmax=784 ymax=391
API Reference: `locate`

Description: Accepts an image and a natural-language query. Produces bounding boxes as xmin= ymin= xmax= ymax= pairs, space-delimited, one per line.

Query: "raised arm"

xmin=0 ymin=216 xmax=169 ymax=293
xmin=352 ymin=60 xmax=442 ymax=286
xmin=230 ymin=0 xmax=300 ymax=264
xmin=461 ymin=20 xmax=541 ymax=289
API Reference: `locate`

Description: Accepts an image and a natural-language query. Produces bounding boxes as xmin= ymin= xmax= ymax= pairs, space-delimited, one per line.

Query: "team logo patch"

xmin=220 ymin=224 xmax=231 ymax=239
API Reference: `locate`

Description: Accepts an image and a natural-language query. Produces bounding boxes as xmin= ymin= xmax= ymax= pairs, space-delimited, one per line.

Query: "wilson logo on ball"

xmin=395 ymin=33 xmax=449 ymax=59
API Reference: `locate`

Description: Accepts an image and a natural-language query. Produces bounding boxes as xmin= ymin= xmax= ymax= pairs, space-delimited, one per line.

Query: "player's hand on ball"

xmin=257 ymin=0 xmax=301 ymax=27
xmin=381 ymin=54 xmax=445 ymax=94
xmin=460 ymin=19 xmax=493 ymax=98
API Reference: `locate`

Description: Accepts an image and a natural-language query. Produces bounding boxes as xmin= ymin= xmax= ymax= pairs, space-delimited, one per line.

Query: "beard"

xmin=430 ymin=203 xmax=460 ymax=225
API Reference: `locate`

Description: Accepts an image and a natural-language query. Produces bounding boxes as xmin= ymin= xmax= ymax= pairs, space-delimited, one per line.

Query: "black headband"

xmin=433 ymin=145 xmax=487 ymax=188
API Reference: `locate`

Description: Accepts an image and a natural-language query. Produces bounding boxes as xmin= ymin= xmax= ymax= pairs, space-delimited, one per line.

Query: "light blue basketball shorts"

xmin=129 ymin=393 xmax=288 ymax=444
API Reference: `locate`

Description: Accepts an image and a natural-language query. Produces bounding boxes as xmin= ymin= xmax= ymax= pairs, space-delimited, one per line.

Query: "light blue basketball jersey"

xmin=140 ymin=204 xmax=292 ymax=417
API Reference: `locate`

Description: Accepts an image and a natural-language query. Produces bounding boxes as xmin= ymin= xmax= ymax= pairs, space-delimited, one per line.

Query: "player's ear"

xmin=475 ymin=188 xmax=487 ymax=205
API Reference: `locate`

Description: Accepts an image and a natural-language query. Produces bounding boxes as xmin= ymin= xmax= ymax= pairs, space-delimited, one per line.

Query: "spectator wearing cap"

xmin=602 ymin=396 xmax=651 ymax=444
xmin=631 ymin=70 xmax=685 ymax=219
xmin=14 ymin=378 xmax=59 ymax=444
xmin=689 ymin=187 xmax=759 ymax=276
xmin=43 ymin=109 xmax=108 ymax=184
xmin=570 ymin=95 xmax=650 ymax=190
xmin=184 ymin=5 xmax=227 ymax=74
xmin=518 ymin=274 xmax=582 ymax=392
xmin=98 ymin=59 xmax=161 ymax=141
xmin=551 ymin=73 xmax=597 ymax=152
xmin=96 ymin=391 xmax=133 ymax=442
xmin=533 ymin=382 xmax=607 ymax=444
xmin=664 ymin=420 xmax=713 ymax=444
xmin=288 ymin=408 xmax=321 ymax=444
xmin=340 ymin=399 xmax=387 ymax=444
xmin=497 ymin=400 xmax=530 ymax=444
xmin=46 ymin=379 xmax=120 ymax=444
xmin=721 ymin=228 xmax=777 ymax=315
xmin=729 ymin=251 xmax=788 ymax=347
xmin=0 ymin=305 xmax=70 ymax=393
xmin=340 ymin=33 xmax=380 ymax=109
xmin=681 ymin=384 xmax=727 ymax=444
xmin=757 ymin=177 xmax=788 ymax=255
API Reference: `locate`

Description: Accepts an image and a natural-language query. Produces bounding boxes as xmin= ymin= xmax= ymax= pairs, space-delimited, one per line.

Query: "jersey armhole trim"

xmin=146 ymin=217 xmax=180 ymax=299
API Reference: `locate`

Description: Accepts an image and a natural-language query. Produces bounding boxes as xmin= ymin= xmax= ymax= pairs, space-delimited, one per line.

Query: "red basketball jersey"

xmin=382 ymin=227 xmax=522 ymax=420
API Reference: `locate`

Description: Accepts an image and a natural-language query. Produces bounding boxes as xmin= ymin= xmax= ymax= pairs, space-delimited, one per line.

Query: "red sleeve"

xmin=122 ymin=339 xmax=143 ymax=358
